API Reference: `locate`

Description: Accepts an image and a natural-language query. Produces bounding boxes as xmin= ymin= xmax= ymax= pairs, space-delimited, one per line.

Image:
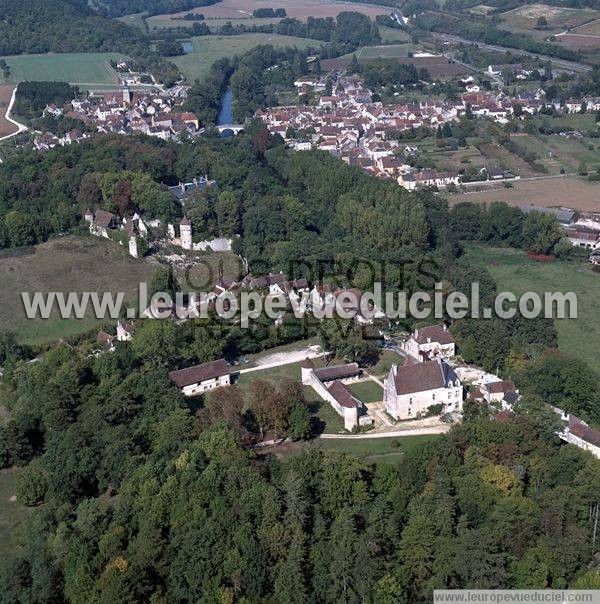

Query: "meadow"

xmin=172 ymin=33 xmax=324 ymax=82
xmin=464 ymin=245 xmax=600 ymax=369
xmin=0 ymin=53 xmax=126 ymax=85
xmin=313 ymin=434 xmax=443 ymax=463
xmin=0 ymin=236 xmax=154 ymax=345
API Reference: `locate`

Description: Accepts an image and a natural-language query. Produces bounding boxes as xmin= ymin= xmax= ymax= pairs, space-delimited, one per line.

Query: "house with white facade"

xmin=384 ymin=359 xmax=462 ymax=420
xmin=169 ymin=359 xmax=231 ymax=396
xmin=555 ymin=410 xmax=600 ymax=459
xmin=403 ymin=324 xmax=455 ymax=361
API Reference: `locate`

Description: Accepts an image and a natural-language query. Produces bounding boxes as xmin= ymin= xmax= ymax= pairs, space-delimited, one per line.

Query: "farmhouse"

xmin=403 ymin=324 xmax=455 ymax=361
xmin=169 ymin=359 xmax=231 ymax=396
xmin=564 ymin=227 xmax=600 ymax=249
xmin=384 ymin=359 xmax=463 ymax=420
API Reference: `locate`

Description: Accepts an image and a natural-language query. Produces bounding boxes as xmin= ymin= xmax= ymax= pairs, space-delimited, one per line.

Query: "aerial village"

xmin=257 ymin=72 xmax=600 ymax=191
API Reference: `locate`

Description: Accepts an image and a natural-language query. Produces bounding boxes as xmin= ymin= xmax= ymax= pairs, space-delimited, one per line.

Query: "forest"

xmin=0 ymin=331 xmax=598 ymax=601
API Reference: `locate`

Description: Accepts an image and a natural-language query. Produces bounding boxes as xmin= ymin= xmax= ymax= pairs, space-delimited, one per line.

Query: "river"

xmin=217 ymin=89 xmax=233 ymax=126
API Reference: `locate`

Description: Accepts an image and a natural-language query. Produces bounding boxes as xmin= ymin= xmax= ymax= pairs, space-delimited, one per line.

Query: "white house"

xmin=384 ymin=359 xmax=462 ymax=420
xmin=116 ymin=320 xmax=134 ymax=342
xmin=556 ymin=411 xmax=600 ymax=459
xmin=404 ymin=324 xmax=455 ymax=361
xmin=169 ymin=359 xmax=231 ymax=396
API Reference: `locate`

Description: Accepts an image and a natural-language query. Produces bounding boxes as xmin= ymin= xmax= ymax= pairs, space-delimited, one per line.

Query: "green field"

xmin=172 ymin=33 xmax=324 ymax=82
xmin=379 ymin=26 xmax=412 ymax=43
xmin=356 ymin=43 xmax=413 ymax=59
xmin=0 ymin=53 xmax=126 ymax=85
xmin=465 ymin=245 xmax=600 ymax=370
xmin=314 ymin=434 xmax=442 ymax=463
xmin=348 ymin=379 xmax=383 ymax=403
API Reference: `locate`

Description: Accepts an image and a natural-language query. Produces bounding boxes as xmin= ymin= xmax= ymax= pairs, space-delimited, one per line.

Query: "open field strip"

xmin=0 ymin=53 xmax=126 ymax=85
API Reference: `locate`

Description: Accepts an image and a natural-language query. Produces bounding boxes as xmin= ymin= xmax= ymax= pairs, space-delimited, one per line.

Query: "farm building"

xmin=169 ymin=359 xmax=231 ymax=396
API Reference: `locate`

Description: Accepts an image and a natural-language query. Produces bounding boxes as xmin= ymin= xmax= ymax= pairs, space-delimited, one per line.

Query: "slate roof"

xmin=393 ymin=359 xmax=458 ymax=395
xmin=328 ymin=380 xmax=362 ymax=409
xmin=413 ymin=325 xmax=455 ymax=345
xmin=169 ymin=359 xmax=229 ymax=388
xmin=314 ymin=363 xmax=360 ymax=382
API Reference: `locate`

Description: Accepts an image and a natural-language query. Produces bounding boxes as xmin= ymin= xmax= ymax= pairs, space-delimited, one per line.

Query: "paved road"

xmin=431 ymin=32 xmax=592 ymax=73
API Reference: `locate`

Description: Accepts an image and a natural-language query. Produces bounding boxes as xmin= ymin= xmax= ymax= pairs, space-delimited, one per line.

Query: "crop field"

xmin=509 ymin=134 xmax=565 ymax=174
xmin=572 ymin=17 xmax=600 ymax=35
xmin=556 ymin=33 xmax=600 ymax=50
xmin=147 ymin=0 xmax=388 ymax=30
xmin=0 ymin=236 xmax=154 ymax=345
xmin=499 ymin=4 xmax=599 ymax=30
xmin=0 ymin=84 xmax=18 ymax=139
xmin=428 ymin=147 xmax=488 ymax=172
xmin=479 ymin=142 xmax=540 ymax=178
xmin=172 ymin=33 xmax=323 ymax=82
xmin=464 ymin=245 xmax=600 ymax=369
xmin=0 ymin=53 xmax=125 ymax=85
xmin=447 ymin=175 xmax=600 ymax=212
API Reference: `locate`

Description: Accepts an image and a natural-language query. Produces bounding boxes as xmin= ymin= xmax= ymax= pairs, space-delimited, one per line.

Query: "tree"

xmin=287 ymin=404 xmax=311 ymax=440
xmin=521 ymin=211 xmax=562 ymax=254
xmin=536 ymin=16 xmax=547 ymax=27
xmin=16 ymin=461 xmax=48 ymax=506
xmin=215 ymin=191 xmax=240 ymax=236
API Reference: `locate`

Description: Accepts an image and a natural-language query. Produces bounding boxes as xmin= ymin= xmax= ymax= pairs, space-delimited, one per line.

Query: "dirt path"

xmin=0 ymin=84 xmax=27 ymax=143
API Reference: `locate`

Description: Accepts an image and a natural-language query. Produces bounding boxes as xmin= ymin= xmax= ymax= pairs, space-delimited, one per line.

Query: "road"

xmin=0 ymin=84 xmax=28 ymax=163
xmin=431 ymin=32 xmax=592 ymax=74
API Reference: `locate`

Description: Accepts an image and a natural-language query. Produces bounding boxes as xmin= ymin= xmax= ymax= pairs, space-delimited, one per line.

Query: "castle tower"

xmin=123 ymin=86 xmax=131 ymax=105
xmin=129 ymin=235 xmax=138 ymax=259
xmin=300 ymin=357 xmax=315 ymax=385
xmin=180 ymin=216 xmax=193 ymax=250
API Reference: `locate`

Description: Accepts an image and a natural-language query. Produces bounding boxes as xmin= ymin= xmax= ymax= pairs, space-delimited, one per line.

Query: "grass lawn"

xmin=0 ymin=468 xmax=32 ymax=557
xmin=366 ymin=349 xmax=403 ymax=378
xmin=233 ymin=361 xmax=307 ymax=395
xmin=464 ymin=245 xmax=600 ymax=370
xmin=0 ymin=236 xmax=154 ymax=346
xmin=172 ymin=33 xmax=324 ymax=82
xmin=0 ymin=53 xmax=126 ymax=85
xmin=347 ymin=380 xmax=383 ymax=403
xmin=315 ymin=434 xmax=443 ymax=463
